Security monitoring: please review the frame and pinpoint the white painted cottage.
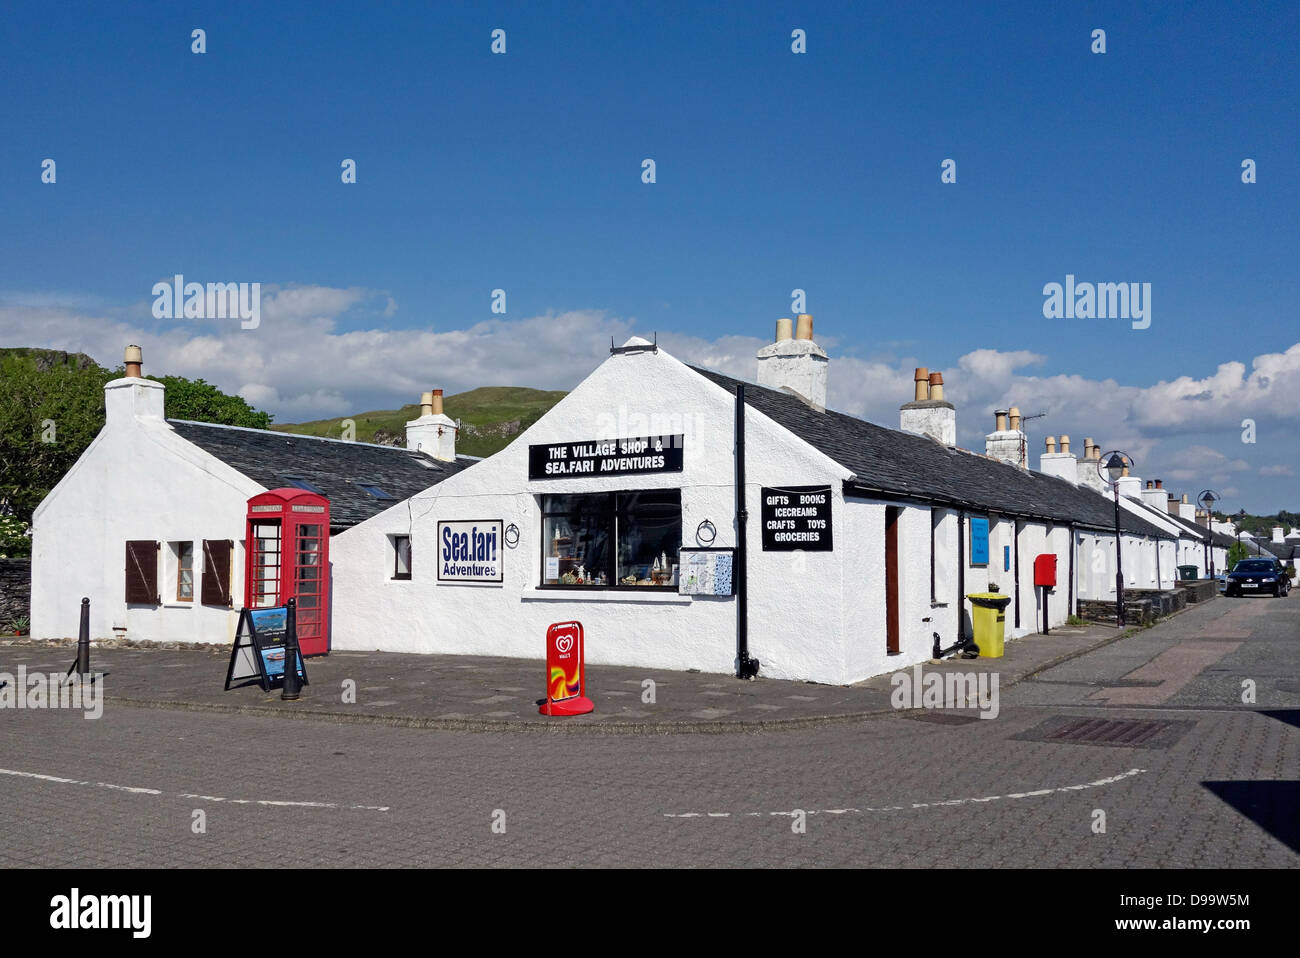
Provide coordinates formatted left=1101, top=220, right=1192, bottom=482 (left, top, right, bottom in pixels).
left=30, top=347, right=475, bottom=645
left=329, top=319, right=1178, bottom=684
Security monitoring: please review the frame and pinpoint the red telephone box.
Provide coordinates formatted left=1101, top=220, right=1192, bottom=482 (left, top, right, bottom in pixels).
left=245, top=489, right=330, bottom=656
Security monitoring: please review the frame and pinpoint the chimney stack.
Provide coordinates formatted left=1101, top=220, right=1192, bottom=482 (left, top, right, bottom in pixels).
left=405, top=387, right=458, bottom=461
left=986, top=404, right=1027, bottom=468
left=1039, top=433, right=1079, bottom=483
left=899, top=364, right=955, bottom=445
left=1272, top=526, right=1285, bottom=543
left=105, top=343, right=164, bottom=424
left=756, top=315, right=828, bottom=409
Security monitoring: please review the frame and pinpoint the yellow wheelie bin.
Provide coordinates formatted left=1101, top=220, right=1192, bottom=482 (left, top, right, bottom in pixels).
left=966, top=592, right=1013, bottom=658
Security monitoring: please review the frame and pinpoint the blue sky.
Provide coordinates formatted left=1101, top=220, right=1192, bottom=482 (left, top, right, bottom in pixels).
left=2, top=1, right=1298, bottom=511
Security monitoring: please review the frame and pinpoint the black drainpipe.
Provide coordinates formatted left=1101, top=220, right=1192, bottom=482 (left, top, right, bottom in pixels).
left=1068, top=524, right=1076, bottom=616
left=957, top=512, right=967, bottom=640
left=1013, top=520, right=1021, bottom=629
left=735, top=384, right=758, bottom=679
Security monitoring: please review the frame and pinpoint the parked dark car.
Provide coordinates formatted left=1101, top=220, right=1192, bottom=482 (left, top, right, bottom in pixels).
left=1224, top=558, right=1291, bottom=597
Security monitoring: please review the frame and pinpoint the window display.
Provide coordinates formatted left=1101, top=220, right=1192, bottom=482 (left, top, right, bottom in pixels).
left=541, top=490, right=681, bottom=588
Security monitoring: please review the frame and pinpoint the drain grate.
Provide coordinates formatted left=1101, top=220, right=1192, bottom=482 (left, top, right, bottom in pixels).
left=905, top=711, right=981, bottom=726
left=1012, top=715, right=1193, bottom=749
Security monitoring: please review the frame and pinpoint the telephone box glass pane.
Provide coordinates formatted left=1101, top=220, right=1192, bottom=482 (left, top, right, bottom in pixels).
left=252, top=521, right=281, bottom=608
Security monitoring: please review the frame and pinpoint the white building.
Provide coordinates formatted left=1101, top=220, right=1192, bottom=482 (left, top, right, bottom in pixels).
left=30, top=347, right=474, bottom=645
left=32, top=326, right=1207, bottom=686
left=330, top=319, right=1177, bottom=684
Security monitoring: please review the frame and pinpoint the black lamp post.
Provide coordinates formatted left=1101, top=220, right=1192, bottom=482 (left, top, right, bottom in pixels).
left=1198, top=489, right=1220, bottom=578
left=1099, top=451, right=1131, bottom=626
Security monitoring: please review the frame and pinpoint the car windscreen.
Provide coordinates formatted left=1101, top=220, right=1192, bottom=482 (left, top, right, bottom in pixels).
left=1234, top=561, right=1274, bottom=573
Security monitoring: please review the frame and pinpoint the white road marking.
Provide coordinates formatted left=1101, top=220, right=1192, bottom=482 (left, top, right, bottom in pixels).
left=0, top=767, right=388, bottom=812
left=664, top=768, right=1146, bottom=818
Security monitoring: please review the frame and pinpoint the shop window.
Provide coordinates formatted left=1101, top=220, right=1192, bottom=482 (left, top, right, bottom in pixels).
left=541, top=491, right=681, bottom=588
left=390, top=534, right=412, bottom=580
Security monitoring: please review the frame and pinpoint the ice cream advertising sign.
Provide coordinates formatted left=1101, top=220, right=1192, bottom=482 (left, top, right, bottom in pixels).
left=539, top=620, right=594, bottom=716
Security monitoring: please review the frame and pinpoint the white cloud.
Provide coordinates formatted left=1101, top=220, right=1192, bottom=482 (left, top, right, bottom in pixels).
left=2, top=288, right=1297, bottom=506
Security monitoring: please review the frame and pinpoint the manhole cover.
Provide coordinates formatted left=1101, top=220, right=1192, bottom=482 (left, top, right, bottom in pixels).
left=905, top=711, right=981, bottom=726
left=1012, top=715, right=1193, bottom=749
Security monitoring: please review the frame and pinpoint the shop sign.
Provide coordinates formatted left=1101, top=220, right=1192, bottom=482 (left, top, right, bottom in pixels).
left=970, top=517, right=990, bottom=565
left=539, top=620, right=594, bottom=716
left=528, top=435, right=684, bottom=479
left=437, top=519, right=503, bottom=583
left=760, top=485, right=833, bottom=551
left=224, top=606, right=308, bottom=692
left=678, top=549, right=735, bottom=595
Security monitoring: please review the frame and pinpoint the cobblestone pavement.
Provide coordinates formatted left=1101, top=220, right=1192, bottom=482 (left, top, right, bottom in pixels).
left=0, top=617, right=1122, bottom=731
left=0, top=595, right=1296, bottom=867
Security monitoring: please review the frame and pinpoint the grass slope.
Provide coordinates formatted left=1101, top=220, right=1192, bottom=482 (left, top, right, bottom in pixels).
left=272, top=386, right=567, bottom=458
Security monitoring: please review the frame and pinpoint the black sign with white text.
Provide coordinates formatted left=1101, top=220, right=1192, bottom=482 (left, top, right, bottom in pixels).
left=761, top=485, right=833, bottom=551
left=528, top=435, right=684, bottom=479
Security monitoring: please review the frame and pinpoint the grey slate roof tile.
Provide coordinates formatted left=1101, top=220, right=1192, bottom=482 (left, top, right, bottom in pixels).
left=167, top=419, right=475, bottom=530
left=690, top=367, right=1175, bottom=539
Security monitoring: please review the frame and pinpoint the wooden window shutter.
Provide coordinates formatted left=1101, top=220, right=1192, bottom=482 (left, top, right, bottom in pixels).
left=125, top=540, right=160, bottom=604
left=201, top=539, right=233, bottom=607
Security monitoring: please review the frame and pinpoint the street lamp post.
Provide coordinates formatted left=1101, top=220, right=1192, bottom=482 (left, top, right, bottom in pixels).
left=1099, top=451, right=1132, bottom=627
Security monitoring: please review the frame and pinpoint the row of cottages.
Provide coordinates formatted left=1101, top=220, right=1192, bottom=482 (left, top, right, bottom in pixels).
left=30, top=348, right=475, bottom=646
left=33, top=320, right=1219, bottom=686
left=329, top=318, right=1182, bottom=685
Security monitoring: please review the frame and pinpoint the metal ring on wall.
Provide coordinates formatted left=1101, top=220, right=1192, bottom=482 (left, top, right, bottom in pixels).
left=696, top=519, right=717, bottom=545
left=504, top=523, right=520, bottom=547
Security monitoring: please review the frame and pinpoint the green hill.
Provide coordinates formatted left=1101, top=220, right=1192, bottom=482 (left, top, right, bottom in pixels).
left=272, top=386, right=567, bottom=458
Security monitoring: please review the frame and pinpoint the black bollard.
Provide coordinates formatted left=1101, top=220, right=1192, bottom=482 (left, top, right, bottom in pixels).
left=281, top=598, right=302, bottom=701
left=67, top=597, right=91, bottom=680
left=77, top=597, right=91, bottom=675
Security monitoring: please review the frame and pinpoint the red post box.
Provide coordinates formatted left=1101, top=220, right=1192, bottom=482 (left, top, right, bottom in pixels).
left=1033, top=553, right=1057, bottom=588
left=244, top=488, right=330, bottom=656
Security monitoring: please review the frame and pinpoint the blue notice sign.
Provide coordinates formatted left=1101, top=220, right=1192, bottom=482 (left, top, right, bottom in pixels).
left=970, top=517, right=990, bottom=565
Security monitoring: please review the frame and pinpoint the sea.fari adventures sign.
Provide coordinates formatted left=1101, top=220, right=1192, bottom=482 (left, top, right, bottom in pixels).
left=761, top=485, right=833, bottom=551
left=528, top=435, right=684, bottom=479
left=438, top=519, right=504, bottom=583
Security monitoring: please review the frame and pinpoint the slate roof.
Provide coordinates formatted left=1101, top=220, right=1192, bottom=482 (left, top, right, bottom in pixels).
left=691, top=367, right=1176, bottom=539
left=168, top=420, right=476, bottom=531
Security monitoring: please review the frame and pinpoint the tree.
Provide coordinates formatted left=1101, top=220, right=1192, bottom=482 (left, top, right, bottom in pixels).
left=1226, top=541, right=1250, bottom=570
left=0, top=350, right=273, bottom=554
left=147, top=375, right=272, bottom=429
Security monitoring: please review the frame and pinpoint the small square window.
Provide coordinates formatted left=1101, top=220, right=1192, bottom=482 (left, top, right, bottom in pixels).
left=359, top=484, right=393, bottom=500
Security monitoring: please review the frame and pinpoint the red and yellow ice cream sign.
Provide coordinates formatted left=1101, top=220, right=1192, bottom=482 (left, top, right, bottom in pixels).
left=539, top=621, right=594, bottom=716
